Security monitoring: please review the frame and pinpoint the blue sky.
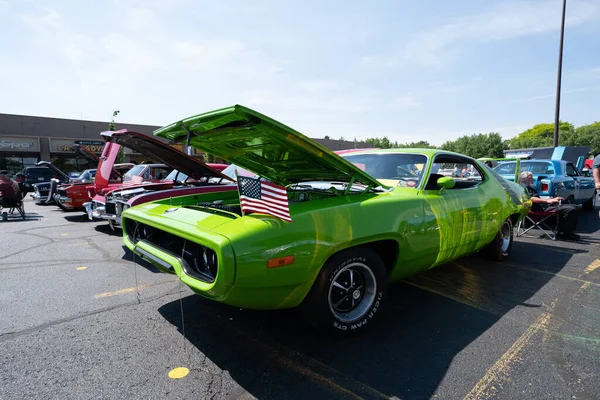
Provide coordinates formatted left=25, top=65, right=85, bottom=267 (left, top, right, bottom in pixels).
left=1, top=0, right=599, bottom=145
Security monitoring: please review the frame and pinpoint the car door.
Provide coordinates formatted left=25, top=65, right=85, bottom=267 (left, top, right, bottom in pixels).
left=422, top=155, right=495, bottom=266
left=565, top=162, right=594, bottom=202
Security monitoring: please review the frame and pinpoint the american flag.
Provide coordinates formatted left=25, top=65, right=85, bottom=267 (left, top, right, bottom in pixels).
left=122, top=175, right=143, bottom=187
left=237, top=176, right=291, bottom=222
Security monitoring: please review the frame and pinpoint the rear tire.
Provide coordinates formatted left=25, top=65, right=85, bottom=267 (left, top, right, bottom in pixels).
left=484, top=218, right=513, bottom=261
left=302, top=248, right=387, bottom=336
left=56, top=201, right=76, bottom=212
left=582, top=193, right=595, bottom=211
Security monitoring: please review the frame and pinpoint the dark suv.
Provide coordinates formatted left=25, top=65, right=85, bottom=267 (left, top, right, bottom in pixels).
left=21, top=167, right=63, bottom=184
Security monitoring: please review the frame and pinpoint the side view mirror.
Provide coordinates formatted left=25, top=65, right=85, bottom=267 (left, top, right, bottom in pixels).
left=437, top=176, right=455, bottom=190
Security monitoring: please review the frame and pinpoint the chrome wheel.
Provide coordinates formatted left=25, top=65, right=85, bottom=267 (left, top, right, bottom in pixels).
left=500, top=220, right=512, bottom=253
left=328, top=262, right=377, bottom=323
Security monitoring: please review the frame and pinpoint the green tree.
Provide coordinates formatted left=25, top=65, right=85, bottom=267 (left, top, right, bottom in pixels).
left=507, top=121, right=574, bottom=149
left=399, top=140, right=437, bottom=149
left=564, top=122, right=600, bottom=156
left=441, top=132, right=505, bottom=158
left=204, top=153, right=216, bottom=163
left=365, top=137, right=381, bottom=148
left=364, top=137, right=437, bottom=149
left=108, top=110, right=126, bottom=163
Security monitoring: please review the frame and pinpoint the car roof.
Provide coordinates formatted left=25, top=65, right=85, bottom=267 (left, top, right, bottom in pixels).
left=337, top=148, right=474, bottom=159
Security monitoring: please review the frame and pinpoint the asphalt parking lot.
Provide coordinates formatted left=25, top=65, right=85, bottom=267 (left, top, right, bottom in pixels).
left=1, top=198, right=599, bottom=400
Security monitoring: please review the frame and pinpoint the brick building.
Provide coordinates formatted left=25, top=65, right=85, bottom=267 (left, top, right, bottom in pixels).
left=0, top=113, right=371, bottom=173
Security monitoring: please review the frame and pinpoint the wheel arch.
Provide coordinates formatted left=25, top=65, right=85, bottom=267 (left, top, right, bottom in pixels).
left=321, top=239, right=400, bottom=277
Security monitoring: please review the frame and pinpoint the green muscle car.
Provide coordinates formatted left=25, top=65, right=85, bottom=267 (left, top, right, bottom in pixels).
left=122, top=105, right=531, bottom=335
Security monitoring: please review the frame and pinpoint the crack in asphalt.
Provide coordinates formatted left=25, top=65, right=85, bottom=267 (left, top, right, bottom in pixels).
left=0, top=287, right=186, bottom=343
left=0, top=259, right=134, bottom=271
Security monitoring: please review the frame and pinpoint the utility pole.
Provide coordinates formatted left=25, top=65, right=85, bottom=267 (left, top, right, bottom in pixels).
left=553, top=0, right=567, bottom=147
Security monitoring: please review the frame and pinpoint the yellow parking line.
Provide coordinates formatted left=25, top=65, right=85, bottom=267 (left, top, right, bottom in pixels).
left=525, top=242, right=580, bottom=255
left=465, top=258, right=600, bottom=398
left=583, top=259, right=600, bottom=275
left=403, top=280, right=501, bottom=316
left=502, top=263, right=600, bottom=287
left=463, top=306, right=554, bottom=400
left=95, top=284, right=151, bottom=298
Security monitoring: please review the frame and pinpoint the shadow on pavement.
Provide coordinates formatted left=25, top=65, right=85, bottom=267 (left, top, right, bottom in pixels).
left=0, top=211, right=44, bottom=222
left=157, top=238, right=585, bottom=399
left=95, top=223, right=122, bottom=236
left=153, top=205, right=600, bottom=399
left=63, top=213, right=97, bottom=223
left=121, top=246, right=161, bottom=274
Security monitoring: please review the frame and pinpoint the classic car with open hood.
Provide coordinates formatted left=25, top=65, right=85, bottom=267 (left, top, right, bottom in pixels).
left=88, top=129, right=236, bottom=229
left=30, top=161, right=71, bottom=204
left=52, top=144, right=134, bottom=211
left=33, top=145, right=133, bottom=208
left=122, top=105, right=531, bottom=335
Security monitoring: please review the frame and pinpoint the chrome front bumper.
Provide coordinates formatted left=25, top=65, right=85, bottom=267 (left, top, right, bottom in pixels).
left=84, top=201, right=105, bottom=220
left=100, top=213, right=122, bottom=228
left=54, top=195, right=73, bottom=203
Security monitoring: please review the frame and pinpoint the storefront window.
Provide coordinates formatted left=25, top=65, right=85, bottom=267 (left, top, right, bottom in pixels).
left=0, top=153, right=39, bottom=175
left=49, top=154, right=96, bottom=174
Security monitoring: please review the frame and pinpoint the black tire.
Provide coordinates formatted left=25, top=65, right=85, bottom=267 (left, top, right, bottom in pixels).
left=564, top=196, right=574, bottom=204
left=582, top=193, right=595, bottom=211
left=301, top=247, right=387, bottom=336
left=195, top=202, right=241, bottom=215
left=56, top=201, right=77, bottom=212
left=484, top=218, right=513, bottom=261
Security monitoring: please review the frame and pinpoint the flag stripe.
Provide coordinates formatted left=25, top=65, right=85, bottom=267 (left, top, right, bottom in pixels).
left=248, top=192, right=289, bottom=207
left=261, top=186, right=288, bottom=201
left=240, top=204, right=291, bottom=221
left=240, top=196, right=291, bottom=214
left=242, top=205, right=291, bottom=221
left=236, top=175, right=292, bottom=222
left=261, top=183, right=287, bottom=196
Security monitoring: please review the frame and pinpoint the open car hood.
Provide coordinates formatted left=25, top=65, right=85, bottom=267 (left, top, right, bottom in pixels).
left=100, top=130, right=232, bottom=182
left=153, top=105, right=382, bottom=187
left=94, top=142, right=122, bottom=190
left=35, top=161, right=71, bottom=182
left=70, top=144, right=100, bottom=164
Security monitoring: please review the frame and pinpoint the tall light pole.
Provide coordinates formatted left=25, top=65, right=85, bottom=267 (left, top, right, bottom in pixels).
left=553, top=0, right=567, bottom=147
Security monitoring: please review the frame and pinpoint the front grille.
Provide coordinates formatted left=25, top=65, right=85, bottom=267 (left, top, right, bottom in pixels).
left=105, top=202, right=116, bottom=215
left=125, top=218, right=217, bottom=282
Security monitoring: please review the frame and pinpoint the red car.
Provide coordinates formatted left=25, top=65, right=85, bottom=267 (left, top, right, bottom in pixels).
left=53, top=143, right=134, bottom=211
left=86, top=129, right=236, bottom=228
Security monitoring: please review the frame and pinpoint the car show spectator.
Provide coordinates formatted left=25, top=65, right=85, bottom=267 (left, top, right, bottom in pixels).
left=519, top=171, right=580, bottom=241
left=593, top=152, right=600, bottom=191
left=0, top=170, right=22, bottom=220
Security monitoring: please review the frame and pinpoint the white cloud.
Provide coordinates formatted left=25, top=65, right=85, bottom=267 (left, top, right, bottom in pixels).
left=405, top=0, right=600, bottom=67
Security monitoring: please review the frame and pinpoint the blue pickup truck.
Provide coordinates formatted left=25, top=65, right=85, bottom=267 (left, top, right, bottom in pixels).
left=494, top=159, right=595, bottom=210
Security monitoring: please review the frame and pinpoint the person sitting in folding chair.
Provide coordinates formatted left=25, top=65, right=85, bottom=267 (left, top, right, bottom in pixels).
left=519, top=171, right=579, bottom=241
left=0, top=170, right=25, bottom=220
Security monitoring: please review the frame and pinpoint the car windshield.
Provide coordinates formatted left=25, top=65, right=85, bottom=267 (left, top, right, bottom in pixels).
left=26, top=168, right=55, bottom=181
left=340, top=153, right=427, bottom=188
left=123, top=165, right=146, bottom=181
left=78, top=170, right=96, bottom=181
left=495, top=161, right=554, bottom=175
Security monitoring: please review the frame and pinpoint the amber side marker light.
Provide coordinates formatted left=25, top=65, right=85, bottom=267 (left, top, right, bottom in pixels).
left=267, top=255, right=295, bottom=268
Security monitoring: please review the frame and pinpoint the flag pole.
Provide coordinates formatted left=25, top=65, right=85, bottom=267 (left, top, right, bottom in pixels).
left=234, top=169, right=245, bottom=217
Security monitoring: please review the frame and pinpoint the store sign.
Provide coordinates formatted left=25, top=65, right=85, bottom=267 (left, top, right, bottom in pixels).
left=51, top=139, right=106, bottom=153
left=0, top=136, right=40, bottom=152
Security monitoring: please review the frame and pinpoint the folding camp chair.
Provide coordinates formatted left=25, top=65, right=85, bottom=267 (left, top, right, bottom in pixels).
left=1, top=182, right=29, bottom=220
left=516, top=208, right=559, bottom=240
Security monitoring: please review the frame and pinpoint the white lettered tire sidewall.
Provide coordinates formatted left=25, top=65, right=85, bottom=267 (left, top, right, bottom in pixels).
left=303, top=247, right=388, bottom=335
